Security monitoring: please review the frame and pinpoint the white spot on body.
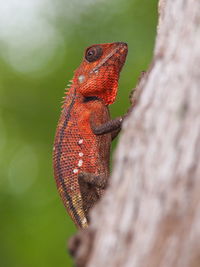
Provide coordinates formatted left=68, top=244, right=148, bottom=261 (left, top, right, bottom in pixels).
left=79, top=152, right=83, bottom=157
left=78, top=139, right=83, bottom=144
left=73, top=169, right=78, bottom=174
left=78, top=159, right=83, bottom=167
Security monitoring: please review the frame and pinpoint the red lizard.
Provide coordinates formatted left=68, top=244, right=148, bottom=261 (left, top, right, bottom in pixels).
left=53, top=42, right=128, bottom=229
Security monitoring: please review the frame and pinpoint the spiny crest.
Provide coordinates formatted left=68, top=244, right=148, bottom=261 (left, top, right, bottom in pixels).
left=61, top=79, right=73, bottom=109
left=65, top=79, right=73, bottom=94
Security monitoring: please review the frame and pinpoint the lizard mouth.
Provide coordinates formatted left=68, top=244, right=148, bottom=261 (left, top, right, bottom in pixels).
left=90, top=42, right=128, bottom=74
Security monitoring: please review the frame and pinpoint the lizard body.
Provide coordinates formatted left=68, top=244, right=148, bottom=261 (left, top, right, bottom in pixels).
left=53, top=42, right=128, bottom=229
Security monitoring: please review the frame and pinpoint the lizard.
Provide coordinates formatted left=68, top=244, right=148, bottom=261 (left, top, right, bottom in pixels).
left=53, top=42, right=128, bottom=229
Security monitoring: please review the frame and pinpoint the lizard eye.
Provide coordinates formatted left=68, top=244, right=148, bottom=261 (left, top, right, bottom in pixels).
left=85, top=46, right=103, bottom=62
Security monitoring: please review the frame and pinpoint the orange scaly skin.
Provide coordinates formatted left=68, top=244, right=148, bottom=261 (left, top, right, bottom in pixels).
left=53, top=42, right=128, bottom=229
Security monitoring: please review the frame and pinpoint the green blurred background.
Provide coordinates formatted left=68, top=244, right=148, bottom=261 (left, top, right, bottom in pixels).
left=0, top=0, right=158, bottom=266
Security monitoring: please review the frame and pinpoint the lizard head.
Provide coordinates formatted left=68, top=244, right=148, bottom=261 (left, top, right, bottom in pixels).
left=73, top=42, right=128, bottom=105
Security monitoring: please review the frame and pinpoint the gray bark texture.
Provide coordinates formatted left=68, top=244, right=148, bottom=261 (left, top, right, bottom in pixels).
left=72, top=0, right=200, bottom=266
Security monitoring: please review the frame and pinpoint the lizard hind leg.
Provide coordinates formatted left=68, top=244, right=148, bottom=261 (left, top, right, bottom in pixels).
left=78, top=172, right=108, bottom=223
left=78, top=172, right=108, bottom=189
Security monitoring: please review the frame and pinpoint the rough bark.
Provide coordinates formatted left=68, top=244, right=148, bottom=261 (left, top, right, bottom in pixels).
left=72, top=0, right=200, bottom=266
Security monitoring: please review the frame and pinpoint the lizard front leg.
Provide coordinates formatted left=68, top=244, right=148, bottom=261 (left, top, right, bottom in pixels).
left=91, top=116, right=123, bottom=136
left=91, top=116, right=124, bottom=140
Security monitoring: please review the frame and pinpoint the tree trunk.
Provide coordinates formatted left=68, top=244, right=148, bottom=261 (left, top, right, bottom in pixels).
left=72, top=0, right=200, bottom=266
